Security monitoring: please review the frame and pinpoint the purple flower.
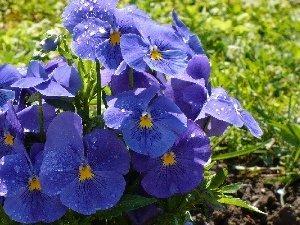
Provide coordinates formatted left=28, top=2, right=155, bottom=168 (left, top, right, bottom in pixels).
left=17, top=103, right=56, bottom=133
left=165, top=55, right=211, bottom=120
left=104, top=86, right=187, bottom=157
left=0, top=150, right=67, bottom=223
left=11, top=60, right=82, bottom=97
left=132, top=120, right=211, bottom=198
left=0, top=102, right=24, bottom=158
left=120, top=18, right=188, bottom=76
left=172, top=10, right=206, bottom=57
left=0, top=64, right=21, bottom=113
left=39, top=111, right=131, bottom=215
left=196, top=87, right=263, bottom=138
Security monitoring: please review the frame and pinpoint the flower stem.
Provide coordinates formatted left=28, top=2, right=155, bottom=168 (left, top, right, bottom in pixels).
left=129, top=67, right=134, bottom=90
left=38, top=93, right=45, bottom=142
left=96, top=60, right=102, bottom=116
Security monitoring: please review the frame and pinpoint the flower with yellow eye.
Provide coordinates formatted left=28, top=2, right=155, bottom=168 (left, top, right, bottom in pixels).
left=104, top=86, right=187, bottom=158
left=132, top=120, right=211, bottom=198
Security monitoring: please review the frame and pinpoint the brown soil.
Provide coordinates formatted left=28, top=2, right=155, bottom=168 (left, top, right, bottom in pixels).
left=192, top=162, right=300, bottom=225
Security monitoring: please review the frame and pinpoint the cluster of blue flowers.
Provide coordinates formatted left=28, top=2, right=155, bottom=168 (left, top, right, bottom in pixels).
left=0, top=0, right=263, bottom=224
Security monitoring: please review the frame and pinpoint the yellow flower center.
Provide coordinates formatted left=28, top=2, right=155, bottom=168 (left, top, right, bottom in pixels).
left=79, top=165, right=95, bottom=181
left=139, top=113, right=153, bottom=129
left=161, top=152, right=177, bottom=166
left=28, top=177, right=42, bottom=191
left=110, top=31, right=121, bottom=45
left=4, top=133, right=14, bottom=146
left=150, top=49, right=163, bottom=60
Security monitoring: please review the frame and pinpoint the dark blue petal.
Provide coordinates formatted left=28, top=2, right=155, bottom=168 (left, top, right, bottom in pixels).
left=120, top=34, right=149, bottom=72
left=185, top=55, right=210, bottom=81
left=141, top=162, right=204, bottom=198
left=84, top=129, right=130, bottom=174
left=60, top=171, right=126, bottom=214
left=188, top=34, right=206, bottom=55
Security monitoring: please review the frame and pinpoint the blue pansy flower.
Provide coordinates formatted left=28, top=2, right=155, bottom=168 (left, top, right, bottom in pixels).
left=71, top=6, right=146, bottom=67
left=172, top=10, right=206, bottom=57
left=120, top=18, right=188, bottom=76
left=0, top=149, right=68, bottom=224
left=196, top=87, right=263, bottom=138
left=11, top=60, right=82, bottom=97
left=62, top=0, right=119, bottom=33
left=39, top=111, right=130, bottom=215
left=0, top=101, right=24, bottom=158
left=104, top=86, right=187, bottom=157
left=165, top=55, right=211, bottom=120
left=132, top=120, right=211, bottom=198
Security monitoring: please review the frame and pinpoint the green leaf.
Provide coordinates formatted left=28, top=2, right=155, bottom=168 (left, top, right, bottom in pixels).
left=45, top=99, right=75, bottom=112
left=269, top=121, right=300, bottom=147
left=221, top=182, right=242, bottom=194
left=212, top=141, right=268, bottom=160
left=207, top=168, right=228, bottom=189
left=95, top=194, right=157, bottom=220
left=218, top=196, right=267, bottom=215
left=27, top=92, right=40, bottom=103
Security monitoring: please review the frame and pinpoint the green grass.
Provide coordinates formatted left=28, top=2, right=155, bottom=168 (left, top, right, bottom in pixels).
left=1, top=0, right=299, bottom=170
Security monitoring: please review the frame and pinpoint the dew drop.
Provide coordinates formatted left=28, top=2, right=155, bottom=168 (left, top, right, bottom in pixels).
left=14, top=165, right=20, bottom=173
left=215, top=109, right=220, bottom=115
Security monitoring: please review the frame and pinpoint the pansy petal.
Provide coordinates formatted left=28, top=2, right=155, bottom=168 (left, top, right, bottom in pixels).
left=0, top=64, right=21, bottom=88
left=0, top=154, right=30, bottom=194
left=72, top=18, right=110, bottom=60
left=4, top=189, right=67, bottom=223
left=11, top=77, right=46, bottom=89
left=84, top=129, right=130, bottom=174
left=95, top=39, right=123, bottom=70
left=17, top=103, right=56, bottom=133
left=27, top=60, right=48, bottom=79
left=52, top=65, right=82, bottom=95
left=122, top=118, right=177, bottom=157
left=144, top=49, right=187, bottom=76
left=141, top=162, right=204, bottom=198
left=120, top=34, right=149, bottom=72
left=0, top=90, right=15, bottom=112
left=44, top=111, right=84, bottom=156
left=62, top=0, right=118, bottom=33
left=60, top=171, right=126, bottom=215
left=35, top=80, right=74, bottom=97
left=185, top=55, right=210, bottom=81
left=240, top=110, right=263, bottom=138
left=39, top=145, right=80, bottom=196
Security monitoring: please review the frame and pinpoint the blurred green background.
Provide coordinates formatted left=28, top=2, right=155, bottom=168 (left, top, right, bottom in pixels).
left=0, top=0, right=299, bottom=171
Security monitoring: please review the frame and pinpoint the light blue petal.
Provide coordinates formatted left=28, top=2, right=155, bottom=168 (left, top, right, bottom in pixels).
left=144, top=50, right=187, bottom=76
left=120, top=34, right=148, bottom=72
